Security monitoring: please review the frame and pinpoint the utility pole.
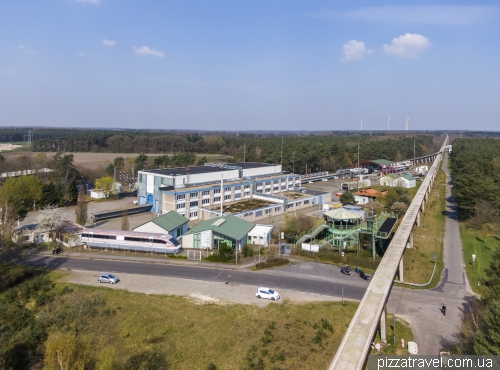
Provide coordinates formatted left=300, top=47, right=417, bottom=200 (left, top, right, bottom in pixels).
left=243, top=143, right=246, bottom=163
left=413, top=140, right=416, bottom=167
left=280, top=137, right=283, bottom=167
left=292, top=151, right=295, bottom=173
left=220, top=175, right=223, bottom=216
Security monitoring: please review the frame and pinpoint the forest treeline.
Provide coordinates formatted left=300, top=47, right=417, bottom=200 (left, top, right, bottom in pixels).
left=0, top=128, right=446, bottom=174
left=450, top=138, right=500, bottom=226
left=450, top=138, right=500, bottom=354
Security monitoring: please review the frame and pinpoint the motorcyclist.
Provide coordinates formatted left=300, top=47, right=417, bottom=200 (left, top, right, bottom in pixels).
left=441, top=303, right=446, bottom=316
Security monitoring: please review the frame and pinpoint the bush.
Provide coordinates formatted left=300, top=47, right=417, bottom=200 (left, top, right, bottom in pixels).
left=242, top=245, right=254, bottom=257
left=205, top=242, right=234, bottom=263
left=255, top=258, right=289, bottom=270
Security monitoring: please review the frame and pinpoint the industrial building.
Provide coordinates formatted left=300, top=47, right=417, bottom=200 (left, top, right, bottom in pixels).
left=137, top=162, right=302, bottom=220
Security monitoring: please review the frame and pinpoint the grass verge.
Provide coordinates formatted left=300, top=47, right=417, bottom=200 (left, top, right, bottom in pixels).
left=400, top=167, right=446, bottom=286
left=460, top=223, right=500, bottom=296
left=49, top=272, right=357, bottom=369
left=254, top=258, right=290, bottom=270
left=371, top=315, right=414, bottom=355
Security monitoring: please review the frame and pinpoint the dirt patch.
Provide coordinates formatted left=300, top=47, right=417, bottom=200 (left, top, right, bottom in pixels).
left=0, top=143, right=22, bottom=152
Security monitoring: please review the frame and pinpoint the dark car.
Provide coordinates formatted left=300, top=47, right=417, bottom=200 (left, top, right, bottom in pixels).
left=98, top=273, right=120, bottom=284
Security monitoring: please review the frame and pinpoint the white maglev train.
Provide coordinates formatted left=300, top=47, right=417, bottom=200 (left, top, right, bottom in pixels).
left=81, top=229, right=181, bottom=254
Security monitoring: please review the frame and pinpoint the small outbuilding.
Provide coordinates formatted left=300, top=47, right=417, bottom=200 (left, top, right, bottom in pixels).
left=247, top=224, right=274, bottom=246
left=380, top=174, right=416, bottom=188
left=133, top=211, right=189, bottom=238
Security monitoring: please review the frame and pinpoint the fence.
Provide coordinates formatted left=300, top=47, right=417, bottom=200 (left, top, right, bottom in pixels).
left=187, top=250, right=214, bottom=260
left=83, top=242, right=180, bottom=257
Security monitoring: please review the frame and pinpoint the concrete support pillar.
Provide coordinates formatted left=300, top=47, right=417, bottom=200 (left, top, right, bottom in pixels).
left=416, top=211, right=421, bottom=227
left=380, top=303, right=387, bottom=343
left=399, top=257, right=404, bottom=282
left=421, top=201, right=425, bottom=213
left=410, top=230, right=414, bottom=248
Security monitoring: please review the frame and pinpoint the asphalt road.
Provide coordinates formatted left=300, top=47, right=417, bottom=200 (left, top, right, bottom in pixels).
left=19, top=254, right=369, bottom=300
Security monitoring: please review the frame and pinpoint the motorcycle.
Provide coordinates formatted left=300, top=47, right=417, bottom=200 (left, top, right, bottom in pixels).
left=355, top=267, right=370, bottom=281
left=341, top=264, right=351, bottom=275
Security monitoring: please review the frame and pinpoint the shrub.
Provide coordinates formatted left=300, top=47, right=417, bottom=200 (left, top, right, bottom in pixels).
left=242, top=245, right=254, bottom=257
left=205, top=242, right=234, bottom=263
left=255, top=258, right=289, bottom=270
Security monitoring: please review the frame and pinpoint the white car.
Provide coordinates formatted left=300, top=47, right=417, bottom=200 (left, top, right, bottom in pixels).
left=256, top=287, right=280, bottom=301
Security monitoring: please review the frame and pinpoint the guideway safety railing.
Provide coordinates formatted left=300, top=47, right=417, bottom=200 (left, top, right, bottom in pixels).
left=328, top=137, right=448, bottom=370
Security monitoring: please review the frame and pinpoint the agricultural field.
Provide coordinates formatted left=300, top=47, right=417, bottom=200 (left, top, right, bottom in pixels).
left=2, top=152, right=228, bottom=170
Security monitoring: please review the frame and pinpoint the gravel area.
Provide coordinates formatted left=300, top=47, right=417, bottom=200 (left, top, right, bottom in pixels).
left=61, top=269, right=343, bottom=307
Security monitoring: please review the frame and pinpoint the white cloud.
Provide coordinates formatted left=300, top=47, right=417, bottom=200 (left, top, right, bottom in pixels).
left=341, top=40, right=373, bottom=61
left=307, top=6, right=498, bottom=26
left=17, top=44, right=35, bottom=54
left=102, top=39, right=116, bottom=46
left=78, top=52, right=86, bottom=57
left=383, top=33, right=432, bottom=58
left=133, top=46, right=164, bottom=58
left=77, top=0, right=100, bottom=4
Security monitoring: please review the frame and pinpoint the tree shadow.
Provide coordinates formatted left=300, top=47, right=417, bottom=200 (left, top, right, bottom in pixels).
left=123, top=349, right=169, bottom=370
left=476, top=237, right=485, bottom=243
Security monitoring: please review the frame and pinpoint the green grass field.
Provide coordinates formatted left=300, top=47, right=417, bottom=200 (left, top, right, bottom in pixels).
left=32, top=271, right=360, bottom=370
left=400, top=167, right=446, bottom=286
left=460, top=223, right=500, bottom=296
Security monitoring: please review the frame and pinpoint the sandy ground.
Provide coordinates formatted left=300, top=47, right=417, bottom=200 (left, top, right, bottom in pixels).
left=61, top=269, right=342, bottom=307
left=0, top=143, right=22, bottom=152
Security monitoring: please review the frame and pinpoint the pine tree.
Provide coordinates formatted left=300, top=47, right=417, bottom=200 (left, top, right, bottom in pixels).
left=67, top=179, right=78, bottom=204
left=474, top=299, right=500, bottom=354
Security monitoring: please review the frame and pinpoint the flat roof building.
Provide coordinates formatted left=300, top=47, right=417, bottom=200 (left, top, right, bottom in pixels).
left=137, top=162, right=303, bottom=220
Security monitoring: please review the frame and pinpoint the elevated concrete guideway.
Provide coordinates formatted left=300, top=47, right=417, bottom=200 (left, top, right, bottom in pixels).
left=329, top=137, right=449, bottom=370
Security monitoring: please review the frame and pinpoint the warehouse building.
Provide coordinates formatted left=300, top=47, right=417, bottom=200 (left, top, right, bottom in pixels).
left=137, top=162, right=301, bottom=220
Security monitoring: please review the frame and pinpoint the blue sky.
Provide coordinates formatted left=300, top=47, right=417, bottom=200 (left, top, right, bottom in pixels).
left=1, top=1, right=499, bottom=131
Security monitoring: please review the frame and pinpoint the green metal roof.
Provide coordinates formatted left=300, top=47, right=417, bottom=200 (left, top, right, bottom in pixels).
left=401, top=174, right=415, bottom=181
left=371, top=159, right=394, bottom=165
left=185, top=215, right=255, bottom=240
left=136, top=211, right=188, bottom=231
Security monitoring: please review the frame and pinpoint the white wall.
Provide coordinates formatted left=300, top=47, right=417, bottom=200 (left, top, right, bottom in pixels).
left=178, top=169, right=239, bottom=185
left=242, top=165, right=281, bottom=177
left=133, top=223, right=170, bottom=234
left=354, top=196, right=370, bottom=205
left=181, top=234, right=194, bottom=249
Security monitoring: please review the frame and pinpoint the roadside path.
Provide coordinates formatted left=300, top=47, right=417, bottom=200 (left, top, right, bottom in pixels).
left=387, top=152, right=472, bottom=354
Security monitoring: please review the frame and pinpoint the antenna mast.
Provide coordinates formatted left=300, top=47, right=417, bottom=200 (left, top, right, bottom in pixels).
left=388, top=116, right=390, bottom=131
left=361, top=116, right=363, bottom=131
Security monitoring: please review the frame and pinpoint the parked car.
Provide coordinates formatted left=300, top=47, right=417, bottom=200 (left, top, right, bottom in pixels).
left=256, top=287, right=280, bottom=301
left=98, top=273, right=120, bottom=284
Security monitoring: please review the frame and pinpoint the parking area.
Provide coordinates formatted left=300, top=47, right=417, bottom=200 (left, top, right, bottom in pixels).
left=61, top=269, right=342, bottom=307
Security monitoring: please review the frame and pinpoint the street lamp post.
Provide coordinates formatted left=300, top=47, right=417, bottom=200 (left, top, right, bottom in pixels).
left=393, top=316, right=397, bottom=344
left=234, top=234, right=238, bottom=265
